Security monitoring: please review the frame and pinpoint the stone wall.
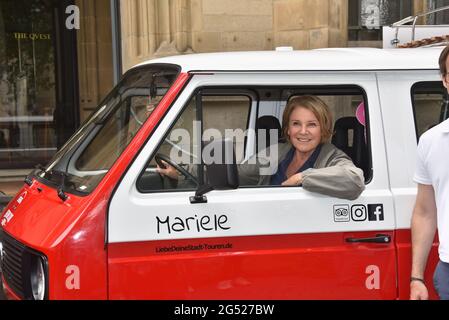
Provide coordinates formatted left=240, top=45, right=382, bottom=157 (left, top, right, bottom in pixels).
left=120, top=0, right=349, bottom=72
left=71, top=0, right=437, bottom=118
left=76, top=0, right=114, bottom=121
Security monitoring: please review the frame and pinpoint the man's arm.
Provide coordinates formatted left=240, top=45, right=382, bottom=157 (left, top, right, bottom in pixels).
left=410, top=183, right=437, bottom=300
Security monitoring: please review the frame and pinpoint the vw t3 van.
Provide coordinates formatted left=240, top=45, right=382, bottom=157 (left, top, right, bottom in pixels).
left=0, top=47, right=446, bottom=300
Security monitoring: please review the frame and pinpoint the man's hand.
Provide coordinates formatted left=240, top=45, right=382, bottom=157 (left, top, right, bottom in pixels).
left=410, top=184, right=437, bottom=300
left=410, top=280, right=429, bottom=300
left=156, top=160, right=179, bottom=180
left=282, top=173, right=303, bottom=186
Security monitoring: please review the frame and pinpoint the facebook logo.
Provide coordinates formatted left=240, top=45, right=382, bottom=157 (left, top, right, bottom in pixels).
left=368, top=204, right=384, bottom=221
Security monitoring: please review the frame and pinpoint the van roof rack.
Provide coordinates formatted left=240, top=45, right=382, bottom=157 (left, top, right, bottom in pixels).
left=383, top=5, right=449, bottom=48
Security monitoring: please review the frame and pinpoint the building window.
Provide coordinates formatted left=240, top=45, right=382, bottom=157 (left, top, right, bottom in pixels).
left=426, top=0, right=449, bottom=24
left=349, top=0, right=449, bottom=44
left=348, top=0, right=413, bottom=43
left=137, top=85, right=372, bottom=194
left=0, top=0, right=57, bottom=195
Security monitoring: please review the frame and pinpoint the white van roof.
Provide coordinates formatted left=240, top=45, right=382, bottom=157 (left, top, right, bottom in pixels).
left=137, top=47, right=445, bottom=72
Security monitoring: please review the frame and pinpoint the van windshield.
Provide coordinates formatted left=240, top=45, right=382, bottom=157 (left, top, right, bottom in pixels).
left=35, top=64, right=180, bottom=195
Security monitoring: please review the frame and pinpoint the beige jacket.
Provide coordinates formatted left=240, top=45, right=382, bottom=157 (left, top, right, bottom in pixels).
left=238, top=142, right=365, bottom=200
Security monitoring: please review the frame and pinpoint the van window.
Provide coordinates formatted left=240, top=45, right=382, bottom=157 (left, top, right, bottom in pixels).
left=253, top=88, right=371, bottom=185
left=412, top=81, right=448, bottom=139
left=35, top=64, right=180, bottom=195
left=137, top=90, right=251, bottom=192
left=203, top=95, right=251, bottom=162
left=137, top=86, right=371, bottom=193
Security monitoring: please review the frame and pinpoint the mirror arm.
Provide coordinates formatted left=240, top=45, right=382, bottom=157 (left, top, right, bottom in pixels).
left=190, top=184, right=214, bottom=204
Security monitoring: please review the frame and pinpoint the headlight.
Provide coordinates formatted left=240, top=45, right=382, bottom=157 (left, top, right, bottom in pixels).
left=30, top=256, right=46, bottom=300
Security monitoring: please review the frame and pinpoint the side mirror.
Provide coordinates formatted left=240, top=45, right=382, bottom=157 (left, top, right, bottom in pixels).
left=190, top=139, right=239, bottom=203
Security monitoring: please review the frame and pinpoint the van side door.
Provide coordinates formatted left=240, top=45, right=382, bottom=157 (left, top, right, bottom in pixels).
left=108, top=72, right=397, bottom=299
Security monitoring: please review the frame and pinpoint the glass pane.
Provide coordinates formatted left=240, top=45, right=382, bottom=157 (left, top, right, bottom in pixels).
left=0, top=0, right=56, bottom=191
left=137, top=96, right=199, bottom=192
left=203, top=95, right=250, bottom=163
left=36, top=65, right=180, bottom=195
left=428, top=0, right=449, bottom=24
left=137, top=92, right=252, bottom=193
left=157, top=96, right=199, bottom=167
left=76, top=95, right=161, bottom=172
left=412, top=82, right=446, bottom=139
left=348, top=0, right=412, bottom=42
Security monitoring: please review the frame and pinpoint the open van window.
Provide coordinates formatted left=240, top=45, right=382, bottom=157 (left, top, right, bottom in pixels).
left=35, top=64, right=180, bottom=195
left=137, top=85, right=371, bottom=193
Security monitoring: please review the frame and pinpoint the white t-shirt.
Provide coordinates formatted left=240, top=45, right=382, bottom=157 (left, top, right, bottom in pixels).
left=414, top=118, right=449, bottom=263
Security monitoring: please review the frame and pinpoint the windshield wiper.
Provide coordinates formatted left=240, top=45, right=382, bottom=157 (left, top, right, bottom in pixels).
left=47, top=169, right=69, bottom=202
left=24, top=165, right=69, bottom=201
left=56, top=171, right=69, bottom=201
left=24, top=164, right=46, bottom=186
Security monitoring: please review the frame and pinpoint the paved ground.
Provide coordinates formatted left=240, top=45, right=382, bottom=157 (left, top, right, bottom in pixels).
left=0, top=257, right=4, bottom=299
left=0, top=228, right=6, bottom=300
left=0, top=277, right=5, bottom=300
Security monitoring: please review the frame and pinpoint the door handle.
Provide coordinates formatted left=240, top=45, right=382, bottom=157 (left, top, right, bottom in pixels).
left=345, top=234, right=391, bottom=244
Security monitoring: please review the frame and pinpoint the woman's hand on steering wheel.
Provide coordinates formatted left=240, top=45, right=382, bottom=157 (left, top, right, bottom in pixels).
left=154, top=153, right=198, bottom=185
left=156, top=160, right=179, bottom=180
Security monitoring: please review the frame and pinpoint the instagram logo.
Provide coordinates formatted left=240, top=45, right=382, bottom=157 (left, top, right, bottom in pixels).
left=351, top=205, right=367, bottom=222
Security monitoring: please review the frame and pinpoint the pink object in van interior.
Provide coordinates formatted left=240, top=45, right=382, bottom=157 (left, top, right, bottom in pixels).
left=356, top=102, right=365, bottom=126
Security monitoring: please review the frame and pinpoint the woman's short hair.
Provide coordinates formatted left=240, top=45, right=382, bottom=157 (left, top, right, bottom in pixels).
left=439, top=44, right=449, bottom=76
left=282, top=95, right=334, bottom=143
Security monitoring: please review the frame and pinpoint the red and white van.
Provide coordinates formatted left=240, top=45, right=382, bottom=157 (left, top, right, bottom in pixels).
left=0, top=47, right=445, bottom=300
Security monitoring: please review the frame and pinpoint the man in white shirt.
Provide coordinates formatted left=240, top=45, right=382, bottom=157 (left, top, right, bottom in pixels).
left=410, top=45, right=449, bottom=300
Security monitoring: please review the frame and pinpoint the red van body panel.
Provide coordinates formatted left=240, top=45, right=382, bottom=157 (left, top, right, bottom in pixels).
left=1, top=72, right=191, bottom=299
left=395, top=229, right=439, bottom=300
left=108, top=231, right=398, bottom=300
left=1, top=181, right=108, bottom=299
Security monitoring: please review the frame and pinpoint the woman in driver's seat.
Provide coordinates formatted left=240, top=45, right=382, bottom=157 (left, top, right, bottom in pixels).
left=157, top=96, right=365, bottom=200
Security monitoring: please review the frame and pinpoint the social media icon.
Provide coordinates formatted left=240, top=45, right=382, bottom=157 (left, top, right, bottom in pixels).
left=368, top=204, right=384, bottom=221
left=351, top=205, right=367, bottom=221
left=334, top=205, right=350, bottom=222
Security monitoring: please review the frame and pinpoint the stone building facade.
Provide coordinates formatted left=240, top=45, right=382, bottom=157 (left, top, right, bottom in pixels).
left=119, top=0, right=349, bottom=72
left=75, top=0, right=353, bottom=120
left=77, top=0, right=441, bottom=117
left=76, top=0, right=114, bottom=121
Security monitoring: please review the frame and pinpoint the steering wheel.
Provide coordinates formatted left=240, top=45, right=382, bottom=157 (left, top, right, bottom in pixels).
left=154, top=153, right=198, bottom=184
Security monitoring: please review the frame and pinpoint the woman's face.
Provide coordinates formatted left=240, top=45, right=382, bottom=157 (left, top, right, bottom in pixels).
left=287, top=106, right=322, bottom=156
